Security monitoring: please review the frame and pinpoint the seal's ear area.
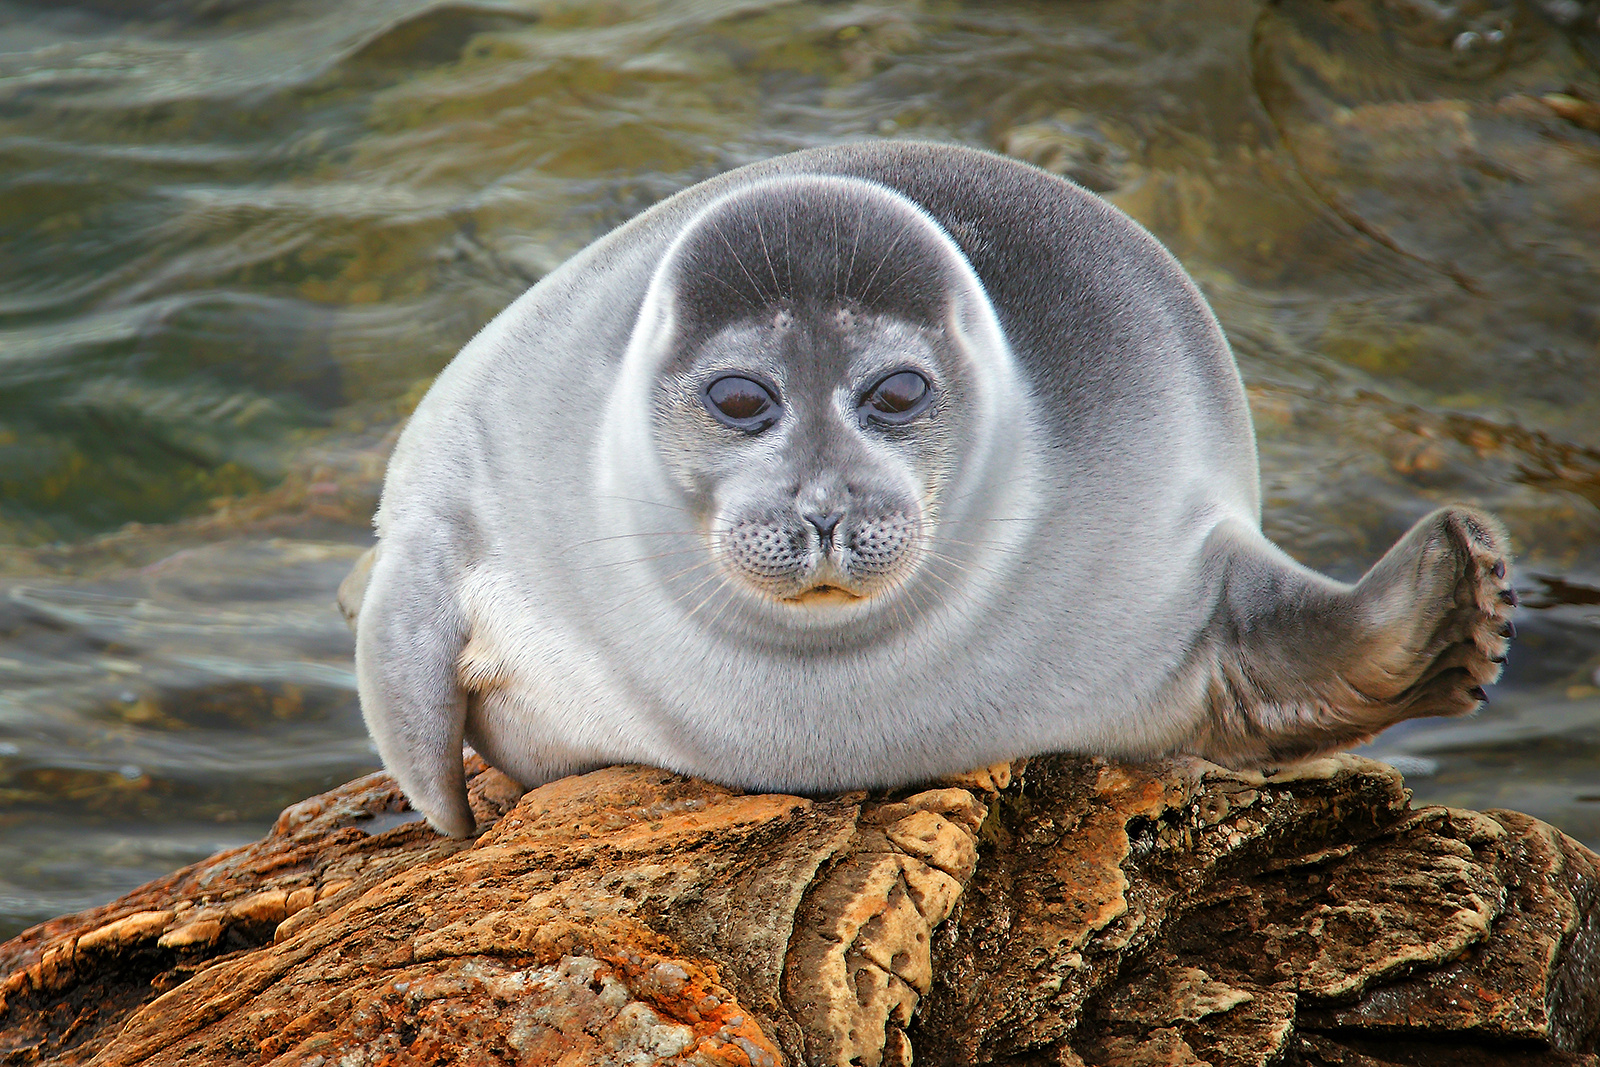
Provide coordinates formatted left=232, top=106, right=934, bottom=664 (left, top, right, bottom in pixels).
left=944, top=274, right=1005, bottom=350
left=354, top=534, right=476, bottom=838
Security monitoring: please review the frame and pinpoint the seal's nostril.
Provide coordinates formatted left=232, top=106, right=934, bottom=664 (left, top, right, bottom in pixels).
left=804, top=510, right=845, bottom=544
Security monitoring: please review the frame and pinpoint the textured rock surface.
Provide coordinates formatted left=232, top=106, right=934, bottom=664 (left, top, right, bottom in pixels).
left=3, top=753, right=1598, bottom=1066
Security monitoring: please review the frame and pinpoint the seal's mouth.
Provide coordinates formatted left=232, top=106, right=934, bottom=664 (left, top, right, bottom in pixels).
left=783, top=584, right=864, bottom=607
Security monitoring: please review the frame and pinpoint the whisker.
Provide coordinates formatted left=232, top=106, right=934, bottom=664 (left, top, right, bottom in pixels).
left=908, top=526, right=1006, bottom=556
left=557, top=530, right=701, bottom=553
left=696, top=576, right=742, bottom=630
left=782, top=204, right=794, bottom=299
left=694, top=268, right=757, bottom=309
left=915, top=559, right=960, bottom=585
left=570, top=546, right=707, bottom=572
left=917, top=563, right=964, bottom=595
left=708, top=217, right=767, bottom=303
left=871, top=258, right=928, bottom=301
left=887, top=567, right=919, bottom=633
left=917, top=545, right=1010, bottom=587
left=845, top=203, right=866, bottom=297
left=904, top=557, right=972, bottom=644
left=894, top=569, right=940, bottom=642
left=682, top=571, right=736, bottom=623
left=857, top=228, right=909, bottom=304
left=591, top=558, right=720, bottom=620
left=921, top=551, right=983, bottom=578
left=829, top=199, right=842, bottom=302
left=582, top=495, right=694, bottom=518
left=649, top=566, right=733, bottom=623
left=754, top=213, right=782, bottom=298
left=590, top=494, right=698, bottom=516
left=933, top=537, right=1028, bottom=556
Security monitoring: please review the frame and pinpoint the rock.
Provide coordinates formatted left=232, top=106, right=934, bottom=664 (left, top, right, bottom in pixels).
left=2, top=753, right=1598, bottom=1066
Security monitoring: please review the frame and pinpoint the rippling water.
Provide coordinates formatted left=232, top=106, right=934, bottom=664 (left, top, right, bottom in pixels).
left=1, top=0, right=1597, bottom=938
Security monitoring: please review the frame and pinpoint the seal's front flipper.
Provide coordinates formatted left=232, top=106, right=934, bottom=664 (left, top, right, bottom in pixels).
left=354, top=534, right=477, bottom=837
left=337, top=546, right=377, bottom=633
left=1181, top=507, right=1515, bottom=768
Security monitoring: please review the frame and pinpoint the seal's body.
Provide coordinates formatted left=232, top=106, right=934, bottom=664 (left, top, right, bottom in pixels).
left=351, top=143, right=1516, bottom=837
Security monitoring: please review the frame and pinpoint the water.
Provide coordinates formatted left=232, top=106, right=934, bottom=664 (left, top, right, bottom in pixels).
left=1, top=0, right=1597, bottom=939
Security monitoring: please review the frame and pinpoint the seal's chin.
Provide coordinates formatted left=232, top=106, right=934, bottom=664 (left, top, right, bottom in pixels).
left=782, top=584, right=866, bottom=607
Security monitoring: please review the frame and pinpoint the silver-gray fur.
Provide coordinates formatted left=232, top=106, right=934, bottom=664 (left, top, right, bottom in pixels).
left=348, top=142, right=1515, bottom=837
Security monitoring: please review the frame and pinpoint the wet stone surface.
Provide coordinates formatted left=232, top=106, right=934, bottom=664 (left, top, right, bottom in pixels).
left=3, top=754, right=1598, bottom=1065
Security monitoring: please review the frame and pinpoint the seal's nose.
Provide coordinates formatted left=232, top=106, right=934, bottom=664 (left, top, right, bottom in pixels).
left=804, top=509, right=844, bottom=546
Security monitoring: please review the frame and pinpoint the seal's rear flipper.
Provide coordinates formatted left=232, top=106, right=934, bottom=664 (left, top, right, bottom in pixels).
left=354, top=534, right=477, bottom=837
left=1179, top=507, right=1515, bottom=768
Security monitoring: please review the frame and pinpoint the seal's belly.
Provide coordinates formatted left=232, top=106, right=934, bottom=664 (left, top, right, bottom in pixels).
left=457, top=624, right=689, bottom=787
left=459, top=615, right=1185, bottom=793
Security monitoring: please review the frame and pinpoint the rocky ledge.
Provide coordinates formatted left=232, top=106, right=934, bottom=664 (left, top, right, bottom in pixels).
left=2, top=752, right=1598, bottom=1067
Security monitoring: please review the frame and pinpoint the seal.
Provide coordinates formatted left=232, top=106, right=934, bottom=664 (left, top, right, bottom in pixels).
left=347, top=142, right=1516, bottom=837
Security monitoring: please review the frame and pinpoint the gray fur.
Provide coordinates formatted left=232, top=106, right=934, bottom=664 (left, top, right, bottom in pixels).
left=351, top=142, right=1514, bottom=837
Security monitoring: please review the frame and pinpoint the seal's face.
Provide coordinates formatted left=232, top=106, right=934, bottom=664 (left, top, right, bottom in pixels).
left=599, top=174, right=1026, bottom=643
left=654, top=303, right=962, bottom=608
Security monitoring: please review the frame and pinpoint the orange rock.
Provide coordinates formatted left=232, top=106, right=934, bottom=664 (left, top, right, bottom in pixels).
left=75, top=910, right=174, bottom=954
left=2, top=754, right=1598, bottom=1067
left=156, top=918, right=224, bottom=951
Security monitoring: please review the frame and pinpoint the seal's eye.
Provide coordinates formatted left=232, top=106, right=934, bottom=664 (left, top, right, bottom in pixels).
left=860, top=370, right=932, bottom=426
left=704, top=375, right=780, bottom=433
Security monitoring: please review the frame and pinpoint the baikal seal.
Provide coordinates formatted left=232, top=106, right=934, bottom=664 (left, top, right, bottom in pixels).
left=342, top=142, right=1516, bottom=837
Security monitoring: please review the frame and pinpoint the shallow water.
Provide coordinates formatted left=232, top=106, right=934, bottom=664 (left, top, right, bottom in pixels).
left=1, top=0, right=1597, bottom=938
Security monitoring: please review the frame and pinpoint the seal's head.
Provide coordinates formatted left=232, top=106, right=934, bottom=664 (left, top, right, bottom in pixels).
left=600, top=175, right=1030, bottom=640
